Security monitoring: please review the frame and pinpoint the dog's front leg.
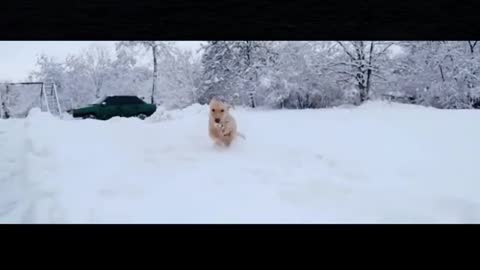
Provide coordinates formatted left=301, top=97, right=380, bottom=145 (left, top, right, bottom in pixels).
left=214, top=139, right=224, bottom=146
left=216, top=123, right=224, bottom=132
left=219, top=121, right=233, bottom=137
left=222, top=126, right=232, bottom=137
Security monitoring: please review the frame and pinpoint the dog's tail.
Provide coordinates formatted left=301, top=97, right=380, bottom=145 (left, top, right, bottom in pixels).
left=237, top=132, right=246, bottom=140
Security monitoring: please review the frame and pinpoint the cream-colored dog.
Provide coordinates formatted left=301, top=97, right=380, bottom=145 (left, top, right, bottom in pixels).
left=208, top=98, right=245, bottom=147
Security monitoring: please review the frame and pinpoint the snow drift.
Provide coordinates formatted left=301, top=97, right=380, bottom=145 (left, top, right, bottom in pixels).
left=1, top=101, right=480, bottom=223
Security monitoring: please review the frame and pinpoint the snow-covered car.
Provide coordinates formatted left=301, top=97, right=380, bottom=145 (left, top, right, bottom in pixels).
left=67, top=95, right=157, bottom=120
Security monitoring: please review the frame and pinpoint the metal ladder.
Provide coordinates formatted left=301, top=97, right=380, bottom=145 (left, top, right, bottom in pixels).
left=40, top=82, right=62, bottom=116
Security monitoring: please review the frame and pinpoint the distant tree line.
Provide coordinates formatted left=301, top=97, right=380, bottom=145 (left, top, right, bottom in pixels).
left=2, top=41, right=480, bottom=118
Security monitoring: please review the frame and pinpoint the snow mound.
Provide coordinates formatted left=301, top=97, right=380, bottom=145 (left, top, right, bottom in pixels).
left=357, top=100, right=435, bottom=110
left=147, top=106, right=174, bottom=122
left=26, top=107, right=43, bottom=118
left=183, top=103, right=209, bottom=114
left=25, top=107, right=56, bottom=123
left=172, top=103, right=209, bottom=118
left=59, top=112, right=74, bottom=120
left=149, top=103, right=208, bottom=122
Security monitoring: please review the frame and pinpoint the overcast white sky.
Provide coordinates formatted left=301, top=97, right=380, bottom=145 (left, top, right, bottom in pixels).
left=0, top=41, right=204, bottom=82
left=0, top=41, right=406, bottom=82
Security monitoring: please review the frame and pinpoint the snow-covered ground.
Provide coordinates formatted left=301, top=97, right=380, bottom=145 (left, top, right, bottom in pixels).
left=1, top=101, right=480, bottom=223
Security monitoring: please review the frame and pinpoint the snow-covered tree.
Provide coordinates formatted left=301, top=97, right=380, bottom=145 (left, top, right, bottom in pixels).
left=54, top=44, right=116, bottom=108
left=156, top=48, right=202, bottom=109
left=30, top=55, right=66, bottom=86
left=197, top=41, right=237, bottom=105
left=29, top=55, right=74, bottom=109
left=79, top=45, right=114, bottom=99
left=229, top=41, right=276, bottom=107
left=198, top=41, right=276, bottom=107
left=257, top=41, right=344, bottom=109
left=262, top=41, right=314, bottom=108
left=116, top=41, right=175, bottom=104
left=106, top=46, right=151, bottom=99
left=11, top=40, right=480, bottom=115
left=387, top=41, right=480, bottom=109
left=329, top=41, right=395, bottom=104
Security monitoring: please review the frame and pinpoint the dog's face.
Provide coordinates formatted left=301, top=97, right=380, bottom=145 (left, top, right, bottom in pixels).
left=209, top=98, right=230, bottom=124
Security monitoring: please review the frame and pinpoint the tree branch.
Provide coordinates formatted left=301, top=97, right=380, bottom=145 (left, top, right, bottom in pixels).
left=336, top=41, right=356, bottom=61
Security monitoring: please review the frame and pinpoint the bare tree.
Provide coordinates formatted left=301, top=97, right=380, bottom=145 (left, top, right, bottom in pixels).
left=116, top=41, right=174, bottom=104
left=82, top=45, right=113, bottom=99
left=334, top=41, right=394, bottom=103
left=468, top=41, right=478, bottom=54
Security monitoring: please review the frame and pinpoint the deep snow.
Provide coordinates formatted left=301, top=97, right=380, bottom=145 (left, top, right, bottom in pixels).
left=1, top=101, right=480, bottom=223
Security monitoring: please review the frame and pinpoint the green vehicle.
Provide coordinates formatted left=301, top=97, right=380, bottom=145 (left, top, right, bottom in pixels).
left=67, top=95, right=157, bottom=120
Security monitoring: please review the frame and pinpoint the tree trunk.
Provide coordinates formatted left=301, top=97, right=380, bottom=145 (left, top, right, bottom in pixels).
left=439, top=65, right=445, bottom=82
left=95, top=87, right=101, bottom=99
left=468, top=41, right=477, bottom=54
left=358, top=85, right=367, bottom=103
left=249, top=91, right=256, bottom=108
left=297, top=92, right=302, bottom=109
left=245, top=41, right=257, bottom=108
left=1, top=85, right=10, bottom=119
left=151, top=45, right=158, bottom=104
left=365, top=42, right=374, bottom=102
left=245, top=41, right=251, bottom=66
left=354, top=42, right=369, bottom=104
